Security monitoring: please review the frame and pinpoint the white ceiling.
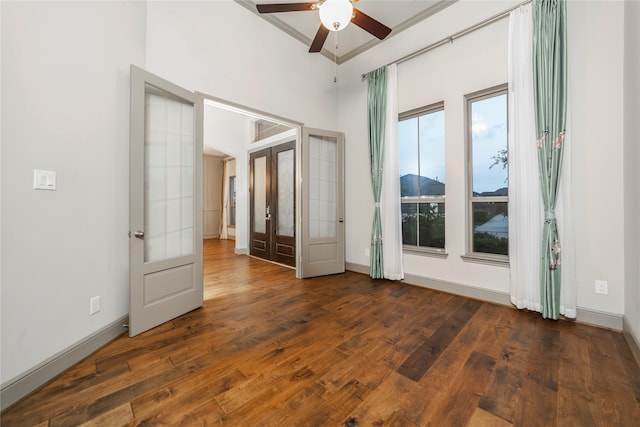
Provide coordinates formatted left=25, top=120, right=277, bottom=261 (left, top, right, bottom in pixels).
left=236, top=0, right=457, bottom=63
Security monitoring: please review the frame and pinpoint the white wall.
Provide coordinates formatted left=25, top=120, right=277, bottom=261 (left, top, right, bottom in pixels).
left=338, top=0, right=628, bottom=318
left=623, top=0, right=640, bottom=348
left=145, top=1, right=339, bottom=130
left=1, top=1, right=146, bottom=383
left=567, top=0, right=626, bottom=315
left=1, top=0, right=338, bottom=387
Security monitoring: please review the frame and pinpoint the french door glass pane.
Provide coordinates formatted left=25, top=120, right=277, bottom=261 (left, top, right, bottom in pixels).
left=472, top=201, right=509, bottom=255
left=309, top=135, right=337, bottom=238
left=144, top=85, right=195, bottom=262
left=277, top=149, right=294, bottom=237
left=253, top=156, right=267, bottom=234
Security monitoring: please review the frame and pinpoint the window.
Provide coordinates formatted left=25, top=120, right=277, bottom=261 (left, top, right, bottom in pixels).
left=399, top=102, right=446, bottom=252
left=466, top=85, right=508, bottom=259
left=229, top=175, right=236, bottom=226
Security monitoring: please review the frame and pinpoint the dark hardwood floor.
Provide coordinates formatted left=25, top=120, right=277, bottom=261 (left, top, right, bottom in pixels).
left=3, top=239, right=640, bottom=426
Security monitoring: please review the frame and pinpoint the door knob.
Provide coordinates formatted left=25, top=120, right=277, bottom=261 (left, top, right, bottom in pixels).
left=134, top=231, right=145, bottom=239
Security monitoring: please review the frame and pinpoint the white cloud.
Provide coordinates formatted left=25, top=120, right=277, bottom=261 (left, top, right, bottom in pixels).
left=472, top=113, right=487, bottom=134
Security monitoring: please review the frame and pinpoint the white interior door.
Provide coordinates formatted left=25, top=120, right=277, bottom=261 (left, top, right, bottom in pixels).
left=129, top=65, right=203, bottom=336
left=300, top=128, right=345, bottom=278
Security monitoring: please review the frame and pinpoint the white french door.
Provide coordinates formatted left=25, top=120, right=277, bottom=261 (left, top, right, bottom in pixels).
left=129, top=65, right=203, bottom=336
left=299, top=128, right=345, bottom=278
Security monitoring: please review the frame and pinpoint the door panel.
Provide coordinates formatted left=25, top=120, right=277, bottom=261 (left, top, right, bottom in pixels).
left=272, top=142, right=296, bottom=266
left=129, top=65, right=203, bottom=337
left=250, top=142, right=296, bottom=267
left=300, top=128, right=345, bottom=278
left=250, top=148, right=271, bottom=260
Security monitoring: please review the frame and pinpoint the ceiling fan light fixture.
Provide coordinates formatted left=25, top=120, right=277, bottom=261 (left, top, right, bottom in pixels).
left=319, top=0, right=353, bottom=32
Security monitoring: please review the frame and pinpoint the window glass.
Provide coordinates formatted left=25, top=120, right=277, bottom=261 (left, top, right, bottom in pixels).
left=399, top=119, right=419, bottom=197
left=472, top=201, right=508, bottom=255
left=419, top=202, right=445, bottom=248
left=399, top=104, right=445, bottom=251
left=468, top=88, right=508, bottom=257
left=471, top=94, right=508, bottom=196
left=419, top=111, right=446, bottom=197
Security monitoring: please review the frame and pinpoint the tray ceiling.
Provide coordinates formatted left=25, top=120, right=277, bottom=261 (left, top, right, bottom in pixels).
left=236, top=0, right=457, bottom=63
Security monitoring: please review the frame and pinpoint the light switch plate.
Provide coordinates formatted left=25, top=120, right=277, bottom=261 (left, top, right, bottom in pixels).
left=33, top=169, right=57, bottom=190
left=595, top=280, right=608, bottom=295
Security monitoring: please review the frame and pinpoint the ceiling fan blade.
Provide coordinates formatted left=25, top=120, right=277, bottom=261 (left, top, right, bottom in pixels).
left=256, top=2, right=317, bottom=14
left=351, top=7, right=392, bottom=40
left=309, top=24, right=330, bottom=52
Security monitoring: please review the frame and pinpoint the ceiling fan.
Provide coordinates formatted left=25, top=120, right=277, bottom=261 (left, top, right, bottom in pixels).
left=256, top=0, right=392, bottom=53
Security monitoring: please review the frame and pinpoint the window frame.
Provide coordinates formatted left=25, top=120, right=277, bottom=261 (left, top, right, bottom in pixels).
left=463, top=84, right=509, bottom=266
left=399, top=101, right=448, bottom=257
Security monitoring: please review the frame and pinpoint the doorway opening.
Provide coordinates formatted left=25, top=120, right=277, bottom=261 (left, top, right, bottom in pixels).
left=129, top=67, right=345, bottom=337
left=201, top=97, right=300, bottom=271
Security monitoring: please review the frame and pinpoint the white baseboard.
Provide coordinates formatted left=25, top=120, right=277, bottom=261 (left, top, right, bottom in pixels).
left=345, top=262, right=624, bottom=331
left=0, top=315, right=128, bottom=411
left=576, top=307, right=623, bottom=330
left=346, top=262, right=511, bottom=306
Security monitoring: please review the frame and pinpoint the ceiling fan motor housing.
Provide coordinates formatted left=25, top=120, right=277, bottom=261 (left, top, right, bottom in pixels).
left=319, top=0, right=354, bottom=32
left=256, top=0, right=391, bottom=53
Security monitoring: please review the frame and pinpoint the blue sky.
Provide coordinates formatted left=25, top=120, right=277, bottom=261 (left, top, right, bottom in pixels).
left=398, top=110, right=445, bottom=183
left=398, top=93, right=507, bottom=194
left=471, top=94, right=508, bottom=193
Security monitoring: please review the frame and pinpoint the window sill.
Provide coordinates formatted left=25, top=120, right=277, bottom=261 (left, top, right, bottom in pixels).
left=461, top=253, right=509, bottom=267
left=403, top=247, right=449, bottom=259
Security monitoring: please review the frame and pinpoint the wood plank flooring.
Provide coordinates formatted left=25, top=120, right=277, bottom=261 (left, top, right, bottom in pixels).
left=3, top=238, right=640, bottom=426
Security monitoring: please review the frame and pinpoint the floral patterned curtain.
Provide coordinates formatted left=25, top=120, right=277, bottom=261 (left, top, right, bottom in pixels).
left=367, top=66, right=387, bottom=279
left=533, top=0, right=568, bottom=319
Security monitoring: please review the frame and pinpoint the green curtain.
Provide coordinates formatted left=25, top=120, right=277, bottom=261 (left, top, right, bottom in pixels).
left=533, top=0, right=567, bottom=319
left=367, top=66, right=387, bottom=279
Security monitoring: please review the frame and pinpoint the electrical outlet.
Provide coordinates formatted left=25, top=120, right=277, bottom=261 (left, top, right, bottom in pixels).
left=364, top=248, right=370, bottom=257
left=90, top=295, right=101, bottom=315
left=594, top=280, right=608, bottom=295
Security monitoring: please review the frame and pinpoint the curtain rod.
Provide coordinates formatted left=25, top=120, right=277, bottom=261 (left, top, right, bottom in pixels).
left=362, top=0, right=532, bottom=80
